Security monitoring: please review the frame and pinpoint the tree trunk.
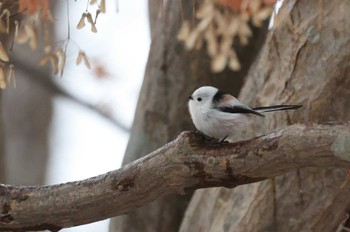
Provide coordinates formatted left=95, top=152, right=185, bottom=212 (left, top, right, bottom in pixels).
left=109, top=0, right=269, bottom=231
left=2, top=17, right=54, bottom=185
left=180, top=0, right=350, bottom=231
left=0, top=92, right=5, bottom=183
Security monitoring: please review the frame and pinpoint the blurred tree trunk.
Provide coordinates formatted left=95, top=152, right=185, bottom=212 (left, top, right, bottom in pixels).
left=109, top=0, right=269, bottom=231
left=2, top=0, right=56, bottom=185
left=0, top=92, right=5, bottom=182
left=180, top=0, right=350, bottom=231
left=3, top=61, right=53, bottom=185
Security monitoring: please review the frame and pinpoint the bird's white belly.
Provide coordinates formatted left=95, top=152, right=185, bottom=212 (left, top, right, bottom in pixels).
left=194, top=109, right=245, bottom=140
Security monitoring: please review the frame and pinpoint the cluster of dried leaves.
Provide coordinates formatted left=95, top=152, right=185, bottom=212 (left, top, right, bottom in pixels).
left=0, top=0, right=106, bottom=90
left=177, top=0, right=276, bottom=73
left=76, top=0, right=105, bottom=33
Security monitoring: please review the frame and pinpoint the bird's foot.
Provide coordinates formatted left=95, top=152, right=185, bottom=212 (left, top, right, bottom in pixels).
left=219, top=135, right=229, bottom=143
left=197, top=131, right=228, bottom=146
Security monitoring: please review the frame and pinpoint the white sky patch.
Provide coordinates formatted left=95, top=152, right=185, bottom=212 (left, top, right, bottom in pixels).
left=47, top=1, right=150, bottom=231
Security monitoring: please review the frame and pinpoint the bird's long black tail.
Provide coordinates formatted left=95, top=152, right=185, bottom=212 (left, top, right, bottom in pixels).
left=253, top=105, right=302, bottom=113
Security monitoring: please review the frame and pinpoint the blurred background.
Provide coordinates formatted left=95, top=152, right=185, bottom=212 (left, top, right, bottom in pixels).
left=2, top=0, right=150, bottom=231
left=3, top=1, right=348, bottom=232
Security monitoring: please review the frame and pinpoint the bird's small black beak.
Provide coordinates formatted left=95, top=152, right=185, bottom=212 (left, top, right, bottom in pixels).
left=189, top=95, right=193, bottom=100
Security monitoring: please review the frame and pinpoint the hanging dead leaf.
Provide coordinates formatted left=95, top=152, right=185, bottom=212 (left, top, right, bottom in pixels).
left=177, top=0, right=275, bottom=72
left=49, top=54, right=59, bottom=75
left=77, top=13, right=87, bottom=29
left=8, top=64, right=15, bottom=88
left=0, top=9, right=10, bottom=34
left=0, top=62, right=7, bottom=89
left=0, top=41, right=9, bottom=62
left=39, top=54, right=50, bottom=66
left=24, top=23, right=38, bottom=50
left=56, top=49, right=66, bottom=77
left=76, top=51, right=91, bottom=69
left=14, top=21, right=19, bottom=38
left=86, top=13, right=94, bottom=24
left=211, top=53, right=227, bottom=73
left=85, top=13, right=97, bottom=33
left=95, top=9, right=101, bottom=23
left=100, top=0, right=106, bottom=13
left=91, top=23, right=97, bottom=33
left=177, top=21, right=191, bottom=40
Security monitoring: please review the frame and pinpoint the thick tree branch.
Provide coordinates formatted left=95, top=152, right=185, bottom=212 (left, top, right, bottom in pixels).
left=1, top=123, right=350, bottom=231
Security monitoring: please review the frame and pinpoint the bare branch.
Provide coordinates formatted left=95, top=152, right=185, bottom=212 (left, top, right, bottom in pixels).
left=1, top=123, right=350, bottom=231
left=12, top=57, right=130, bottom=133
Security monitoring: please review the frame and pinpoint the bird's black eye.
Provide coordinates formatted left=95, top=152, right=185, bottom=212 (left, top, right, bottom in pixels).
left=197, top=97, right=202, bottom=102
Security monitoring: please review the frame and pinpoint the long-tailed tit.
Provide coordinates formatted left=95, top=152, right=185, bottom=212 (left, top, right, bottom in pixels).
left=188, top=86, right=301, bottom=142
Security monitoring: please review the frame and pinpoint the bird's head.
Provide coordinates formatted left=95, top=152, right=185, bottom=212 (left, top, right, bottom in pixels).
left=188, top=86, right=219, bottom=112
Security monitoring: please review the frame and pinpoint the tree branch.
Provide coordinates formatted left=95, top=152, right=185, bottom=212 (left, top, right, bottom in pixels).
left=1, top=123, right=350, bottom=231
left=12, top=57, right=130, bottom=133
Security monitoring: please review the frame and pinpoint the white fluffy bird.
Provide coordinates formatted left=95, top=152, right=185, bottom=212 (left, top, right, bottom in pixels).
left=188, top=86, right=301, bottom=142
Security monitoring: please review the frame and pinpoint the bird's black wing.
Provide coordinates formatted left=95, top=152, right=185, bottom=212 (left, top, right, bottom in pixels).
left=217, top=105, right=265, bottom=117
left=252, top=105, right=302, bottom=113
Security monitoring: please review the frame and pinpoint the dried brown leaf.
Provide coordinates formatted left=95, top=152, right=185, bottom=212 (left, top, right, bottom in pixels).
left=100, top=0, right=106, bottom=13
left=211, top=53, right=227, bottom=72
left=56, top=49, right=66, bottom=77
left=185, top=31, right=199, bottom=50
left=196, top=1, right=214, bottom=19
left=0, top=9, right=10, bottom=34
left=14, top=21, right=19, bottom=38
left=228, top=49, right=240, bottom=71
left=177, top=21, right=191, bottom=41
left=0, top=41, right=9, bottom=62
left=50, top=54, right=59, bottom=75
left=39, top=54, right=50, bottom=66
left=76, top=51, right=91, bottom=69
left=24, top=23, right=38, bottom=50
left=76, top=13, right=86, bottom=29
left=86, top=13, right=94, bottom=24
left=8, top=64, right=15, bottom=88
left=91, top=23, right=97, bottom=33
left=252, top=7, right=273, bottom=27
left=0, top=62, right=6, bottom=89
left=85, top=13, right=97, bottom=33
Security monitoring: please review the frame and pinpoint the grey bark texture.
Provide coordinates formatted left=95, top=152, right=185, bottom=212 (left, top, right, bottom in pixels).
left=1, top=124, right=350, bottom=231
left=180, top=0, right=350, bottom=231
left=109, top=0, right=269, bottom=231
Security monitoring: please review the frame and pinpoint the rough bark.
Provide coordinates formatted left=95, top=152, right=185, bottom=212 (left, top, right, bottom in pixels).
left=1, top=124, right=350, bottom=231
left=180, top=0, right=350, bottom=231
left=109, top=0, right=269, bottom=231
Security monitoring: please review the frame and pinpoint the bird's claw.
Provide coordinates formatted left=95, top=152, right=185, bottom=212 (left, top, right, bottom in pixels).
left=197, top=131, right=228, bottom=146
left=219, top=135, right=229, bottom=143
